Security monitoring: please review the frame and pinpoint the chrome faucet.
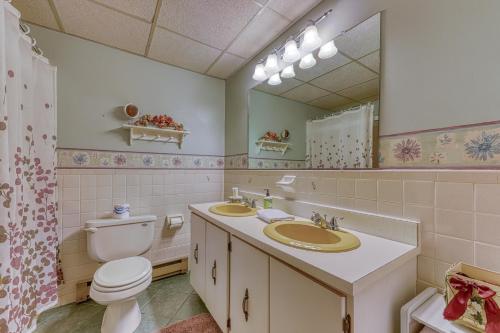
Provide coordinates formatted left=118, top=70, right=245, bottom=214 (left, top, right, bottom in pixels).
left=242, top=196, right=257, bottom=208
left=311, top=211, right=343, bottom=231
left=311, top=212, right=328, bottom=229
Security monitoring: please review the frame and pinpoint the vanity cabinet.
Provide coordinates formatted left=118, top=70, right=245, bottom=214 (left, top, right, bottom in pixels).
left=270, top=258, right=346, bottom=333
left=204, top=222, right=229, bottom=333
left=189, top=214, right=206, bottom=301
left=229, top=237, right=269, bottom=333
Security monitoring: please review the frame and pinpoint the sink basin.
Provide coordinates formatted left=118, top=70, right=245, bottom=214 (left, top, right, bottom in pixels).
left=209, top=203, right=257, bottom=217
left=263, top=221, right=360, bottom=252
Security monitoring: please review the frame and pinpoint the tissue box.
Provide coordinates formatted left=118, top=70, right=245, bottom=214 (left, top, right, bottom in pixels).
left=443, top=262, right=500, bottom=332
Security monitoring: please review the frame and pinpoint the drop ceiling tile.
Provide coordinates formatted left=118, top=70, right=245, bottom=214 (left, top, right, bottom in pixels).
left=157, top=0, right=260, bottom=50
left=207, top=53, right=246, bottom=79
left=358, top=50, right=380, bottom=73
left=254, top=77, right=303, bottom=96
left=309, top=62, right=378, bottom=92
left=93, top=0, right=157, bottom=22
left=149, top=27, right=221, bottom=73
left=12, top=0, right=59, bottom=30
left=309, top=93, right=353, bottom=110
left=337, top=78, right=379, bottom=101
left=281, top=83, right=330, bottom=103
left=53, top=0, right=150, bottom=54
left=360, top=95, right=379, bottom=103
left=335, top=13, right=380, bottom=59
left=228, top=7, right=290, bottom=59
left=267, top=0, right=321, bottom=21
left=294, top=53, right=351, bottom=82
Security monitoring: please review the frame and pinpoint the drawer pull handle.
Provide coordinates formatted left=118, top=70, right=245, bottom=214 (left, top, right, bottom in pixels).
left=211, top=261, right=217, bottom=285
left=242, top=288, right=249, bottom=322
left=194, top=244, right=199, bottom=264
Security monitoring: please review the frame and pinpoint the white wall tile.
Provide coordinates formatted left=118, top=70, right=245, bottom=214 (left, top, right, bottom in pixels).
left=475, top=184, right=500, bottom=214
left=435, top=209, right=474, bottom=240
left=435, top=234, right=474, bottom=264
left=378, top=180, right=402, bottom=203
left=475, top=242, right=500, bottom=272
left=355, top=179, right=377, bottom=200
left=475, top=213, right=500, bottom=246
left=436, top=182, right=473, bottom=211
left=404, top=181, right=434, bottom=206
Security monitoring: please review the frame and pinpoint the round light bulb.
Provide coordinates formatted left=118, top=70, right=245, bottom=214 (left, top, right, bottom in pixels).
left=281, top=65, right=295, bottom=78
left=268, top=73, right=282, bottom=86
left=252, top=63, right=267, bottom=81
left=301, top=25, right=322, bottom=52
left=318, top=40, right=338, bottom=59
left=282, top=40, right=301, bottom=63
left=299, top=53, right=317, bottom=69
left=264, top=53, right=279, bottom=74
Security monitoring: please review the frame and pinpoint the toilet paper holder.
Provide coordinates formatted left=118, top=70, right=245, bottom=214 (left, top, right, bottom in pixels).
left=167, top=214, right=184, bottom=229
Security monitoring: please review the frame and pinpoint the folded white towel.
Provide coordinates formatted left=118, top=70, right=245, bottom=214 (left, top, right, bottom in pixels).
left=257, top=209, right=294, bottom=224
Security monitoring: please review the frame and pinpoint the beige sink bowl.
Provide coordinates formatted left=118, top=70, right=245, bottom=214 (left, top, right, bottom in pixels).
left=263, top=221, right=361, bottom=252
left=209, top=203, right=257, bottom=217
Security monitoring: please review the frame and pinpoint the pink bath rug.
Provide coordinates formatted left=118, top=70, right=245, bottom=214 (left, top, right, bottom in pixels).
left=157, top=313, right=222, bottom=333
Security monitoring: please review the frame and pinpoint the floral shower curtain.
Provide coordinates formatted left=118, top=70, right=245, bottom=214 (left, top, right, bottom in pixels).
left=306, top=104, right=374, bottom=169
left=0, top=2, right=58, bottom=333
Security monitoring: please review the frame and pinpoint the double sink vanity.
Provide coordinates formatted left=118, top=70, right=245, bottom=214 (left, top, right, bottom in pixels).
left=189, top=200, right=420, bottom=333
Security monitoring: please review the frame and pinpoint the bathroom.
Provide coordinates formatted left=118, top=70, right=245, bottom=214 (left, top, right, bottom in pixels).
left=2, top=0, right=500, bottom=332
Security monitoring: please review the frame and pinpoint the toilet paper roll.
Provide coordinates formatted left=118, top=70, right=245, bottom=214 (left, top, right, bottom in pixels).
left=167, top=215, right=184, bottom=229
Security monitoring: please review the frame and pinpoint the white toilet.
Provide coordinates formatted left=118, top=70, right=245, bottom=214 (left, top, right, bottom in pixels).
left=85, top=215, right=157, bottom=333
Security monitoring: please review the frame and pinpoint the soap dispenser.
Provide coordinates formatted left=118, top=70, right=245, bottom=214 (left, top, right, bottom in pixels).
left=263, top=189, right=273, bottom=209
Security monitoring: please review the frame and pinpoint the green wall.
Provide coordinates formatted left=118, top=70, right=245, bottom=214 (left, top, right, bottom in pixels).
left=31, top=25, right=225, bottom=155
left=248, top=90, right=330, bottom=161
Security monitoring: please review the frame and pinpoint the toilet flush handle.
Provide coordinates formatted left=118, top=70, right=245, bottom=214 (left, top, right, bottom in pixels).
left=83, top=227, right=98, bottom=233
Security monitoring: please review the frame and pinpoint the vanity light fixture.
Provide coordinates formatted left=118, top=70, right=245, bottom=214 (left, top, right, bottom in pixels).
left=299, top=53, right=316, bottom=69
left=251, top=9, right=332, bottom=81
left=282, top=40, right=301, bottom=63
left=301, top=25, right=322, bottom=52
left=268, top=73, right=282, bottom=85
left=252, top=63, right=267, bottom=81
left=318, top=40, right=338, bottom=59
left=281, top=65, right=295, bottom=78
left=264, top=53, right=279, bottom=74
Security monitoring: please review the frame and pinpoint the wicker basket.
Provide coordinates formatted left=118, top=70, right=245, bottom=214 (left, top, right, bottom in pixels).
left=444, top=262, right=500, bottom=332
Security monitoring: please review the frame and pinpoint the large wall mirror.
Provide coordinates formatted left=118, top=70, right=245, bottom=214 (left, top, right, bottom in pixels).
left=248, top=13, right=380, bottom=169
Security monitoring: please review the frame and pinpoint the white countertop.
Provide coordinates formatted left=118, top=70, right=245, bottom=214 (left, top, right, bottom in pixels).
left=189, top=202, right=419, bottom=296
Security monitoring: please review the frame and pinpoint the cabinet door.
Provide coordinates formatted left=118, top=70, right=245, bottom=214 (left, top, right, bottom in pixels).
left=189, top=214, right=206, bottom=302
left=230, top=237, right=269, bottom=333
left=270, top=258, right=346, bottom=333
left=205, top=222, right=229, bottom=333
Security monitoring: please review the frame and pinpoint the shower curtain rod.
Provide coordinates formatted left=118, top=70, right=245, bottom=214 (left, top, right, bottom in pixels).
left=311, top=101, right=374, bottom=122
left=19, top=21, right=43, bottom=56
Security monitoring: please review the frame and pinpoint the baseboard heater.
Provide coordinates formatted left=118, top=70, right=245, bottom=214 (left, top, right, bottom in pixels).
left=75, top=257, right=188, bottom=303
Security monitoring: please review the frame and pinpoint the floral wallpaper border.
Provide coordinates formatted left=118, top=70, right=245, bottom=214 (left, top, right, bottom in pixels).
left=224, top=154, right=248, bottom=169
left=58, top=149, right=225, bottom=169
left=248, top=158, right=306, bottom=169
left=379, top=121, right=500, bottom=168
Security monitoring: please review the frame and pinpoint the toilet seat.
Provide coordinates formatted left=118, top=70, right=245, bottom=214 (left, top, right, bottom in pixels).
left=94, top=256, right=151, bottom=288
left=92, top=257, right=152, bottom=293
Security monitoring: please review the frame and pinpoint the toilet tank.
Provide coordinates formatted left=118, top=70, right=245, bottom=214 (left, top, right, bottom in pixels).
left=85, top=215, right=157, bottom=262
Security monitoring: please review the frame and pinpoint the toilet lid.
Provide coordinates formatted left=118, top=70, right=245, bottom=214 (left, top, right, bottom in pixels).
left=94, top=256, right=152, bottom=288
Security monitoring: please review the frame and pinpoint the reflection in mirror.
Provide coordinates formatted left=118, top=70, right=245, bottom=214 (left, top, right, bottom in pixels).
left=248, top=13, right=380, bottom=169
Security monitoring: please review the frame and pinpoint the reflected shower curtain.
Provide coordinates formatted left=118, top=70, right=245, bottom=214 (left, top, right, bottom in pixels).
left=306, top=104, right=374, bottom=169
left=0, top=3, right=58, bottom=332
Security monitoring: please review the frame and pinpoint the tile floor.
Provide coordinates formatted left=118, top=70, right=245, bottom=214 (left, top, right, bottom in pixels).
left=34, top=274, right=207, bottom=333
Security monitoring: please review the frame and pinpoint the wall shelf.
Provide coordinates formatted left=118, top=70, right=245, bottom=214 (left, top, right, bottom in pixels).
left=122, top=124, right=190, bottom=148
left=256, top=140, right=290, bottom=155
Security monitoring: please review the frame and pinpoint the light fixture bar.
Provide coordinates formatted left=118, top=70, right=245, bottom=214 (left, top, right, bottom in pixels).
left=255, top=9, right=333, bottom=65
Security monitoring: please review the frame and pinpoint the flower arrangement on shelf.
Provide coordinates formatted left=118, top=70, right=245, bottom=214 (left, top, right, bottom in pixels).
left=133, top=114, right=184, bottom=131
left=260, top=129, right=290, bottom=142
